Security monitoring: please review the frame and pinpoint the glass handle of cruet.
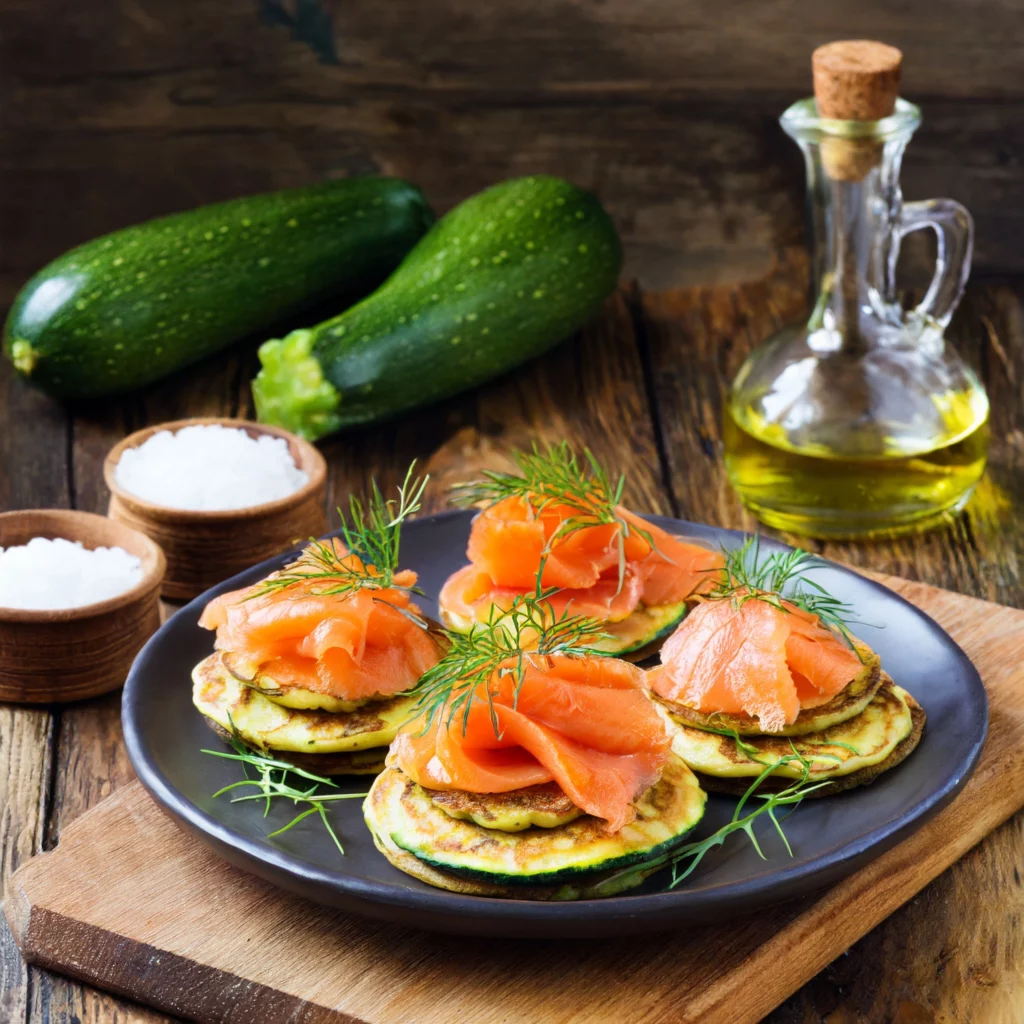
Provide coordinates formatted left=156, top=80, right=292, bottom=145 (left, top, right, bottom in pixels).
left=893, top=198, right=974, bottom=330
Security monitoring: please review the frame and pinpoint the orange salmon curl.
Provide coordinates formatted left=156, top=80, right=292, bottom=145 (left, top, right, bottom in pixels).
left=198, top=542, right=441, bottom=703
left=389, top=653, right=672, bottom=833
left=443, top=497, right=725, bottom=624
left=648, top=595, right=866, bottom=733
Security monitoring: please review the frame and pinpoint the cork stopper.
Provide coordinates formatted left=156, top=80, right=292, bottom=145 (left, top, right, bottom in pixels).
left=812, top=41, right=902, bottom=120
left=811, top=41, right=903, bottom=181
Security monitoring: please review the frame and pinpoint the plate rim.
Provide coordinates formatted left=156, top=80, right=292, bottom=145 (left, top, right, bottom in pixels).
left=122, top=510, right=989, bottom=928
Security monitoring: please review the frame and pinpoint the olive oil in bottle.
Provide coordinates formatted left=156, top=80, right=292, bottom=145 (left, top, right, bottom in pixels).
left=723, top=401, right=989, bottom=539
left=724, top=41, right=988, bottom=539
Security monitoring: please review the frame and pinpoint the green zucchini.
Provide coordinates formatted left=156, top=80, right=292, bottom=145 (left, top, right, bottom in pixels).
left=363, top=757, right=706, bottom=890
left=440, top=599, right=688, bottom=661
left=4, top=178, right=434, bottom=398
left=594, top=602, right=689, bottom=659
left=253, top=176, right=622, bottom=440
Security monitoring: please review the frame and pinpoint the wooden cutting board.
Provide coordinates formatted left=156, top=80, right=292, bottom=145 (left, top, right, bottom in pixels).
left=4, top=573, right=1024, bottom=1024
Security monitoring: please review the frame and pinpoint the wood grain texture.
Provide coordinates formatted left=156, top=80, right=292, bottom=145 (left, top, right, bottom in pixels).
left=0, top=163, right=1021, bottom=1023
left=641, top=250, right=1024, bottom=601
left=3, top=576, right=1021, bottom=1024
left=35, top=356, right=263, bottom=1024
left=5, top=0, right=1024, bottom=310
left=641, top=254, right=1024, bottom=1022
left=0, top=707, right=52, bottom=1024
left=36, top=674, right=155, bottom=1024
left=0, top=366, right=66, bottom=1024
left=14, top=356, right=260, bottom=1024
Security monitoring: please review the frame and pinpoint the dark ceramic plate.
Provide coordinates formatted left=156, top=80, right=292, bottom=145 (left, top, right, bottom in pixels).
left=123, top=512, right=987, bottom=937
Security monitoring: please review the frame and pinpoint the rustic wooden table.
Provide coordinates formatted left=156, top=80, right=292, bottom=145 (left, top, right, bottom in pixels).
left=0, top=253, right=1021, bottom=1023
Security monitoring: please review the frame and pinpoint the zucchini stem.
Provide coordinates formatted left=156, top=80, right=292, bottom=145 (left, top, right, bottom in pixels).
left=9, top=339, right=40, bottom=376
left=253, top=329, right=342, bottom=441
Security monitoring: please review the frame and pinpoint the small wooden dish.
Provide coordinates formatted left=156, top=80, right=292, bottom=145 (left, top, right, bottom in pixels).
left=0, top=510, right=166, bottom=704
left=104, top=418, right=328, bottom=602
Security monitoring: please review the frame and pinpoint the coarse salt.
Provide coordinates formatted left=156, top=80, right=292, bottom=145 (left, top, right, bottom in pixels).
left=0, top=537, right=144, bottom=611
left=114, top=424, right=309, bottom=512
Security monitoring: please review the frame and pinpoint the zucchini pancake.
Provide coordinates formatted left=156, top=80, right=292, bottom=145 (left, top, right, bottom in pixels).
left=194, top=471, right=443, bottom=775
left=438, top=444, right=725, bottom=659
left=364, top=602, right=707, bottom=898
left=648, top=543, right=925, bottom=795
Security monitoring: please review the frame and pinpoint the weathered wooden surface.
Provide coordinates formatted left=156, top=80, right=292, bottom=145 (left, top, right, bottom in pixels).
left=641, top=255, right=1024, bottom=1022
left=0, top=247, right=1022, bottom=1020
left=0, top=7, right=1019, bottom=1022
left=5, top=575, right=1024, bottom=1024
left=5, top=0, right=1024, bottom=308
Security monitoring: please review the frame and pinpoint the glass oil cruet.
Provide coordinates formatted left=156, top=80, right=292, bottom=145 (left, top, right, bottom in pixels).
left=724, top=41, right=989, bottom=539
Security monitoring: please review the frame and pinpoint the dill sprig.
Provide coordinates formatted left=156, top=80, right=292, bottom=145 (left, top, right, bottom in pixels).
left=202, top=726, right=366, bottom=854
left=407, top=595, right=610, bottom=739
left=707, top=534, right=858, bottom=649
left=666, top=756, right=829, bottom=888
left=250, top=462, right=428, bottom=601
left=450, top=442, right=659, bottom=593
left=590, top=753, right=830, bottom=897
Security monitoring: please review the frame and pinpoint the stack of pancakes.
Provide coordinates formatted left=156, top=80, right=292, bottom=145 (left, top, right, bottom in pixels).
left=655, top=644, right=926, bottom=795
left=193, top=652, right=417, bottom=775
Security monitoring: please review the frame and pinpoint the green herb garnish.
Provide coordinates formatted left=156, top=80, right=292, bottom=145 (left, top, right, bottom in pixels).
left=407, top=594, right=610, bottom=739
left=203, top=725, right=366, bottom=853
left=707, top=534, right=860, bottom=650
left=590, top=755, right=829, bottom=897
left=250, top=462, right=428, bottom=601
left=666, top=757, right=828, bottom=887
left=451, top=442, right=660, bottom=593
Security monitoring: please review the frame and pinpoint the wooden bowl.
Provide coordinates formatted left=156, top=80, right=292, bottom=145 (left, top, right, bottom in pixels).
left=0, top=510, right=166, bottom=703
left=104, top=418, right=328, bottom=601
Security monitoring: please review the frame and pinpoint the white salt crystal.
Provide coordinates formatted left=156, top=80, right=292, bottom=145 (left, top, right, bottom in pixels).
left=114, top=424, right=309, bottom=512
left=0, top=537, right=144, bottom=611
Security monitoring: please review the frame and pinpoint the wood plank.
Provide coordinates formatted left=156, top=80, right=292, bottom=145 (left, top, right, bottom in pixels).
left=0, top=361, right=68, bottom=1024
left=25, top=353, right=258, bottom=1024
left=6, top=0, right=1024, bottom=305
left=5, top=0, right=1024, bottom=102
left=640, top=259, right=1024, bottom=1019
left=0, top=707, right=53, bottom=1024
left=3, top=575, right=1021, bottom=1024
left=314, top=0, right=1024, bottom=100
left=30, top=697, right=176, bottom=1024
left=772, top=816, right=1024, bottom=1022
left=0, top=364, right=69, bottom=515
left=641, top=254, right=1019, bottom=591
left=640, top=251, right=1024, bottom=598
left=0, top=102, right=805, bottom=297
left=20, top=276, right=661, bottom=1023
left=21, top=352, right=255, bottom=1024
left=7, top=97, right=1022, bottom=291
left=814, top=280, right=1024, bottom=610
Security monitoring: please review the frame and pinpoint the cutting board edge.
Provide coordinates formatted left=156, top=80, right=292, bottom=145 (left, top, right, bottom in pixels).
left=4, top=899, right=357, bottom=1024
left=4, top=570, right=1022, bottom=1024
left=8, top=760, right=1024, bottom=1024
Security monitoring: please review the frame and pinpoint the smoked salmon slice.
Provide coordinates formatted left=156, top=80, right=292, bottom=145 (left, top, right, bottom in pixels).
left=199, top=544, right=441, bottom=702
left=389, top=653, right=672, bottom=832
left=442, top=496, right=724, bottom=626
left=648, top=595, right=866, bottom=732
